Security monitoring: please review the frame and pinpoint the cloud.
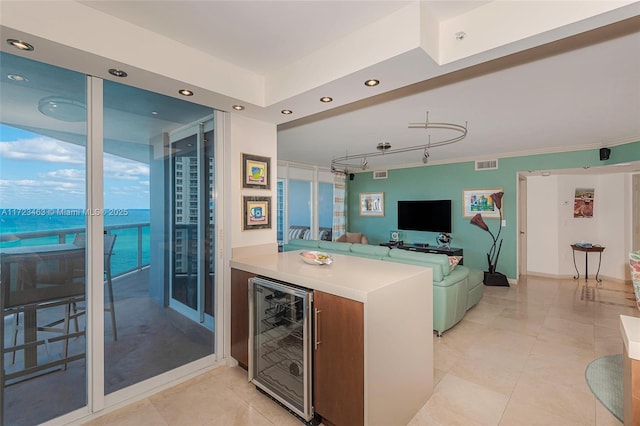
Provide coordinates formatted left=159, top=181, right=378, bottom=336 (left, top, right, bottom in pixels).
left=1, top=136, right=151, bottom=207
left=0, top=179, right=40, bottom=187
left=104, top=153, right=149, bottom=182
left=0, top=137, right=85, bottom=164
left=0, top=179, right=66, bottom=207
left=39, top=169, right=85, bottom=181
left=1, top=137, right=150, bottom=182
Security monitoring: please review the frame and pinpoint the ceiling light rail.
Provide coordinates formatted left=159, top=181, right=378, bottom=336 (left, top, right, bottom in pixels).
left=330, top=112, right=467, bottom=173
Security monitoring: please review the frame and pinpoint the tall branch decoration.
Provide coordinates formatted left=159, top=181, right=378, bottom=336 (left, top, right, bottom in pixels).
left=470, top=191, right=509, bottom=286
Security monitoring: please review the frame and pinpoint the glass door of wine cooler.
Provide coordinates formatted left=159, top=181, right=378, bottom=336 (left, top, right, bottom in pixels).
left=248, top=278, right=313, bottom=421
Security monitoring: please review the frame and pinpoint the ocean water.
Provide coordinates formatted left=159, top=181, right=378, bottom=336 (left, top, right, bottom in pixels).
left=0, top=208, right=150, bottom=275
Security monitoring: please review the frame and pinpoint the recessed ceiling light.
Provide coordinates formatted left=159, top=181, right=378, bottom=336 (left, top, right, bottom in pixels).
left=281, top=109, right=293, bottom=115
left=178, top=89, right=194, bottom=96
left=320, top=97, right=333, bottom=103
left=108, top=68, right=128, bottom=78
left=7, top=74, right=28, bottom=82
left=151, top=111, right=159, bottom=115
left=364, top=79, right=379, bottom=87
left=232, top=105, right=245, bottom=111
left=7, top=39, right=34, bottom=51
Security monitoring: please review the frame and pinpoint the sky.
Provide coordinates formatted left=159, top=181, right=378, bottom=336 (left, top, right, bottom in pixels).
left=0, top=124, right=150, bottom=209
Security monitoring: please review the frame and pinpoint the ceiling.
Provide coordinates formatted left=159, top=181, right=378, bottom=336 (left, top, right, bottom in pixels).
left=1, top=1, right=639, bottom=173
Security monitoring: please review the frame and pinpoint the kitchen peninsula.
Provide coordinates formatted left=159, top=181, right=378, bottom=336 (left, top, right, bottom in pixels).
left=230, top=250, right=434, bottom=426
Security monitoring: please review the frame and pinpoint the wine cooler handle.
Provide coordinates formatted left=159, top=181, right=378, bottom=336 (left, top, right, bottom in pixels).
left=314, top=308, right=321, bottom=350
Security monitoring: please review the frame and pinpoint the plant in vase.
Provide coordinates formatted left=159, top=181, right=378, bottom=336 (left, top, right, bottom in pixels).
left=470, top=191, right=509, bottom=286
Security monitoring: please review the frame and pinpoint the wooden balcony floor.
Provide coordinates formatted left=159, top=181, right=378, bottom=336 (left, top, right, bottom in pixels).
left=2, top=268, right=215, bottom=426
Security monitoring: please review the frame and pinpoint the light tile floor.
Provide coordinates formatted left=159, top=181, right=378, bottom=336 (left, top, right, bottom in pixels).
left=86, top=276, right=637, bottom=425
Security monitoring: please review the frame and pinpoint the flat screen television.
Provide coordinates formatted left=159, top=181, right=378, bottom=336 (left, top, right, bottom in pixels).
left=397, top=200, right=452, bottom=233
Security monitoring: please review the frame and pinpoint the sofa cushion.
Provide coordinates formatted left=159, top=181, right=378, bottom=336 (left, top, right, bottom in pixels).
left=349, top=243, right=390, bottom=259
left=387, top=249, right=450, bottom=280
left=382, top=257, right=444, bottom=282
left=336, top=232, right=368, bottom=244
left=467, top=267, right=484, bottom=288
left=287, top=239, right=321, bottom=249
left=437, top=266, right=470, bottom=288
left=433, top=279, right=468, bottom=334
left=318, top=241, right=353, bottom=253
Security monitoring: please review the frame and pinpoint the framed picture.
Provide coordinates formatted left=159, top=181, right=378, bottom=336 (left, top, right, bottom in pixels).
left=463, top=188, right=503, bottom=219
left=574, top=187, right=594, bottom=218
left=242, top=196, right=271, bottom=230
left=242, top=153, right=270, bottom=189
left=360, top=192, right=384, bottom=216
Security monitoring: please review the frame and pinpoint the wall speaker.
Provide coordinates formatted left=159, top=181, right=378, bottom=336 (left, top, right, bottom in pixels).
left=599, top=147, right=611, bottom=161
left=349, top=173, right=354, bottom=180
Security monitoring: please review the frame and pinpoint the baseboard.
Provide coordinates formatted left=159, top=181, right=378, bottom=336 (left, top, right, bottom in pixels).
left=524, top=271, right=631, bottom=284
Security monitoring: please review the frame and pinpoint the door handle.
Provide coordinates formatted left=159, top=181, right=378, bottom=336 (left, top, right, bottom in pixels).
left=520, top=231, right=525, bottom=235
left=314, top=308, right=321, bottom=350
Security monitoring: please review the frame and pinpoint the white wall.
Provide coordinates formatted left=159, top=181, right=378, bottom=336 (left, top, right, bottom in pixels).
left=527, top=173, right=629, bottom=280
left=595, top=174, right=628, bottom=279
left=229, top=114, right=277, bottom=251
left=526, top=176, right=560, bottom=274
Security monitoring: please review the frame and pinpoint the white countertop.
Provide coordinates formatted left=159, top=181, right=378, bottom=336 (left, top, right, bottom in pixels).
left=620, top=315, right=640, bottom=360
left=230, top=250, right=433, bottom=303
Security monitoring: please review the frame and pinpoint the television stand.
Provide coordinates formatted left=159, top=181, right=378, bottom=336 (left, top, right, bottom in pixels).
left=412, top=243, right=430, bottom=248
left=380, top=243, right=463, bottom=263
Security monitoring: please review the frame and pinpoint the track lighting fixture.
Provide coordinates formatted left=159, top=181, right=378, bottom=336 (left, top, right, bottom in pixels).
left=330, top=112, right=467, bottom=173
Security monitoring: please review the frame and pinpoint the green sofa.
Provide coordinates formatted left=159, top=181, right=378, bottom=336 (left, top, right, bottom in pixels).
left=284, top=239, right=484, bottom=336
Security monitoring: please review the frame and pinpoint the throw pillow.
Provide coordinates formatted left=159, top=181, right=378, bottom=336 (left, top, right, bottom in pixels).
left=448, top=255, right=462, bottom=272
left=346, top=232, right=363, bottom=243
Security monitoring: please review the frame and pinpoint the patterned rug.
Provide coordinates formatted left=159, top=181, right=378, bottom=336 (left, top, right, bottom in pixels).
left=585, top=354, right=623, bottom=422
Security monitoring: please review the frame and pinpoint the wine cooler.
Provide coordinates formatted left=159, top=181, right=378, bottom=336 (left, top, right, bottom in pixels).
left=248, top=277, right=314, bottom=421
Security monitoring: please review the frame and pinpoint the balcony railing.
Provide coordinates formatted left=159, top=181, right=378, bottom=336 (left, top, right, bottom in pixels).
left=0, top=222, right=150, bottom=278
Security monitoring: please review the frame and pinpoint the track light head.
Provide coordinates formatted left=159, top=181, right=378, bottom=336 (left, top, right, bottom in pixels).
left=422, top=148, right=430, bottom=164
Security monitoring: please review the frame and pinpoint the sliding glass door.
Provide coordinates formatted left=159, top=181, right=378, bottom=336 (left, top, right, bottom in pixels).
left=1, top=51, right=219, bottom=424
left=168, top=121, right=215, bottom=326
left=0, top=52, right=88, bottom=425
left=102, top=81, right=215, bottom=395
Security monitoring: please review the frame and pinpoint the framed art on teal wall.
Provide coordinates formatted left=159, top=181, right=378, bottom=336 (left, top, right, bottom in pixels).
left=463, top=188, right=502, bottom=219
left=360, top=192, right=384, bottom=216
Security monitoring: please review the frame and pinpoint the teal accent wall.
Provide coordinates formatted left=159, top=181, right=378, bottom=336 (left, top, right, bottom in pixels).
left=346, top=141, right=640, bottom=279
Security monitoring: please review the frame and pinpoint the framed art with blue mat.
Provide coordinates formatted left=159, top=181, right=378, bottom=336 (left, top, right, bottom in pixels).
left=243, top=196, right=271, bottom=230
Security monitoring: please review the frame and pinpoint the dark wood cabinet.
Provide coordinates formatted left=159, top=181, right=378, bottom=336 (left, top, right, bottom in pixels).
left=230, top=268, right=255, bottom=369
left=229, top=259, right=433, bottom=425
left=313, top=290, right=364, bottom=426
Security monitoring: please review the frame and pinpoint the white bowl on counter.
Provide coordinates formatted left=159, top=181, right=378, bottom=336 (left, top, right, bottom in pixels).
left=299, top=250, right=333, bottom=265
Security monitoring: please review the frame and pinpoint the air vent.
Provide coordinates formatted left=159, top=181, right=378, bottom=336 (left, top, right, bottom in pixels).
left=373, top=170, right=388, bottom=179
left=475, top=159, right=498, bottom=170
